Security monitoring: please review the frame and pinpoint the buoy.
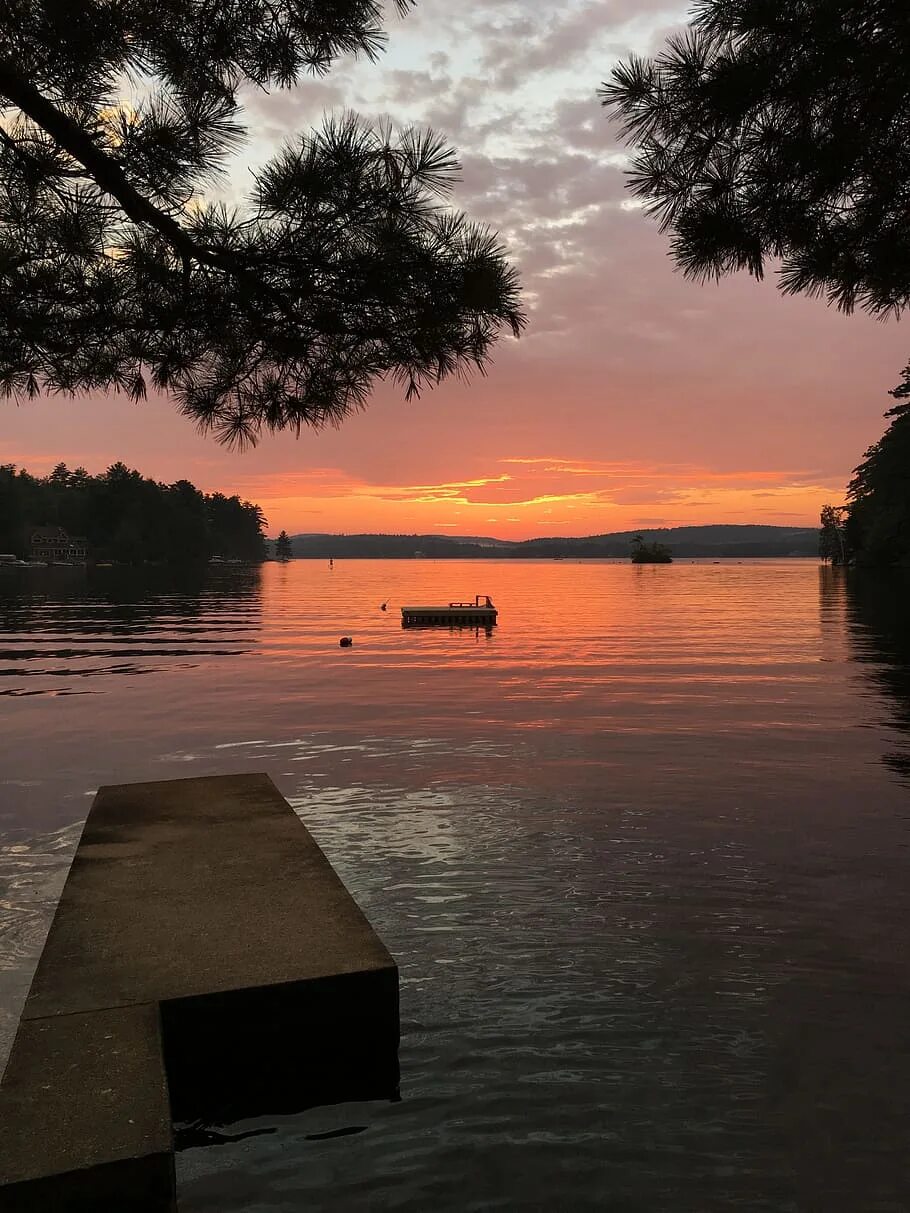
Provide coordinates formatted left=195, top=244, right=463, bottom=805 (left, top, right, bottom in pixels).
left=380, top=602, right=387, bottom=611
left=339, top=636, right=353, bottom=647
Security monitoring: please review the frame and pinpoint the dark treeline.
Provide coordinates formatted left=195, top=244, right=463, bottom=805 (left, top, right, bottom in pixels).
left=0, top=462, right=267, bottom=563
left=844, top=395, right=910, bottom=566
left=289, top=525, right=818, bottom=560
left=820, top=383, right=910, bottom=568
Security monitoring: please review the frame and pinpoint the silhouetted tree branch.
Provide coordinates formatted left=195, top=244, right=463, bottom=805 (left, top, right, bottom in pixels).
left=0, top=1, right=525, bottom=446
left=600, top=1, right=910, bottom=317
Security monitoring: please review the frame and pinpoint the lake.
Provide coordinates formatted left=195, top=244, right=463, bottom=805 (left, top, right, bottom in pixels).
left=2, top=558, right=909, bottom=1211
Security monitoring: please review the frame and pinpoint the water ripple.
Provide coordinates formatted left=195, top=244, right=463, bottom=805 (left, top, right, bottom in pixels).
left=2, top=561, right=910, bottom=1208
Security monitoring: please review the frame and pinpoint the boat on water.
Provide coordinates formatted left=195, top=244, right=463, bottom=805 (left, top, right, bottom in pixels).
left=401, top=594, right=497, bottom=628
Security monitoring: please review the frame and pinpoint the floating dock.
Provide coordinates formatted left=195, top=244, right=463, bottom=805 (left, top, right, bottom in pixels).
left=0, top=773, right=399, bottom=1212
left=401, top=594, right=497, bottom=628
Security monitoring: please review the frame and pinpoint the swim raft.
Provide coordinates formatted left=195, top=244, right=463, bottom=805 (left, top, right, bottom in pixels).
left=401, top=594, right=497, bottom=627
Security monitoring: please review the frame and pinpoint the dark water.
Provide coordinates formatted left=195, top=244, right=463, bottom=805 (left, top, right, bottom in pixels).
left=1, top=560, right=909, bottom=1211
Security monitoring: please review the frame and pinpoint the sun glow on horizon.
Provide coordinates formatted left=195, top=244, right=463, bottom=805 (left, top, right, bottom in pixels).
left=1, top=443, right=841, bottom=539
left=231, top=457, right=841, bottom=538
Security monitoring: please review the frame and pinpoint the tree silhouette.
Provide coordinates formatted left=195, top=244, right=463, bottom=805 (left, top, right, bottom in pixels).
left=275, top=530, right=293, bottom=560
left=0, top=2, right=525, bottom=447
left=600, top=2, right=910, bottom=318
left=630, top=534, right=672, bottom=564
left=0, top=462, right=266, bottom=562
left=819, top=504, right=849, bottom=565
left=844, top=373, right=910, bottom=566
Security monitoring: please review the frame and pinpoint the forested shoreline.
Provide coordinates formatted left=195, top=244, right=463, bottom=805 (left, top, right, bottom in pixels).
left=0, top=463, right=267, bottom=564
left=820, top=384, right=910, bottom=568
left=284, top=525, right=819, bottom=560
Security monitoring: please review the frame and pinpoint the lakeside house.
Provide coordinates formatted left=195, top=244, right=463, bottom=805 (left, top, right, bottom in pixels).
left=29, top=526, right=88, bottom=563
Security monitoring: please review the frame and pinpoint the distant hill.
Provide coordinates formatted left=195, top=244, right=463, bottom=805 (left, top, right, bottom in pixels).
left=285, top=525, right=818, bottom=559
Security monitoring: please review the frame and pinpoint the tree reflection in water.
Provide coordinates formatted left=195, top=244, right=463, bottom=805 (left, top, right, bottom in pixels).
left=843, top=567, right=910, bottom=780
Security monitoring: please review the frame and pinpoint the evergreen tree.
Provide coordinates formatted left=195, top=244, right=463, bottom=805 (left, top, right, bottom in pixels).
left=600, top=1, right=910, bottom=319
left=275, top=531, right=293, bottom=560
left=845, top=375, right=910, bottom=566
left=0, top=2, right=525, bottom=447
left=206, top=491, right=267, bottom=561
left=0, top=462, right=268, bottom=561
left=630, top=534, right=672, bottom=564
left=819, top=504, right=849, bottom=565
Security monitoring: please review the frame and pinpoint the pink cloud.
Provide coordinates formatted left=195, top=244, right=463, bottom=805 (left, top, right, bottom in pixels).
left=1, top=0, right=905, bottom=539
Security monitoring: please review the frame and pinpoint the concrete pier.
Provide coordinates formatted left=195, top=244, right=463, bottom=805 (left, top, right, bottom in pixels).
left=0, top=773, right=399, bottom=1211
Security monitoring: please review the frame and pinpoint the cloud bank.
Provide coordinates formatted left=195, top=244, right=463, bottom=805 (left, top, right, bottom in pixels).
left=2, top=0, right=907, bottom=536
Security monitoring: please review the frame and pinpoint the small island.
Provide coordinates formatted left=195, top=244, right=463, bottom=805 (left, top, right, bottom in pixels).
left=630, top=534, right=673, bottom=564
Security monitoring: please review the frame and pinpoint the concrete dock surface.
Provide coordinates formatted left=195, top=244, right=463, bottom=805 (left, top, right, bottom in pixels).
left=0, top=773, right=399, bottom=1211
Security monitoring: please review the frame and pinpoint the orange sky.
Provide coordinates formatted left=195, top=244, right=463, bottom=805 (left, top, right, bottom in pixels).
left=228, top=457, right=849, bottom=539
left=2, top=1, right=908, bottom=538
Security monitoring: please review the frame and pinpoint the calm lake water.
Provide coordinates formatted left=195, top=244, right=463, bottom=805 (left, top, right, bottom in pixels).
left=2, top=559, right=909, bottom=1211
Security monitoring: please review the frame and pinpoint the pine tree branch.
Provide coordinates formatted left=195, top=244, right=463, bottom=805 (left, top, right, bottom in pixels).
left=0, top=58, right=300, bottom=322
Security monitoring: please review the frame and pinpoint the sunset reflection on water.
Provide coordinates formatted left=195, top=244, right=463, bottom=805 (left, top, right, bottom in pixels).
left=2, top=559, right=909, bottom=1210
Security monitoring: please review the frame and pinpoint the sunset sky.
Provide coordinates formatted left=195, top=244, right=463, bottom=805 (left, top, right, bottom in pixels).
left=3, top=0, right=908, bottom=538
